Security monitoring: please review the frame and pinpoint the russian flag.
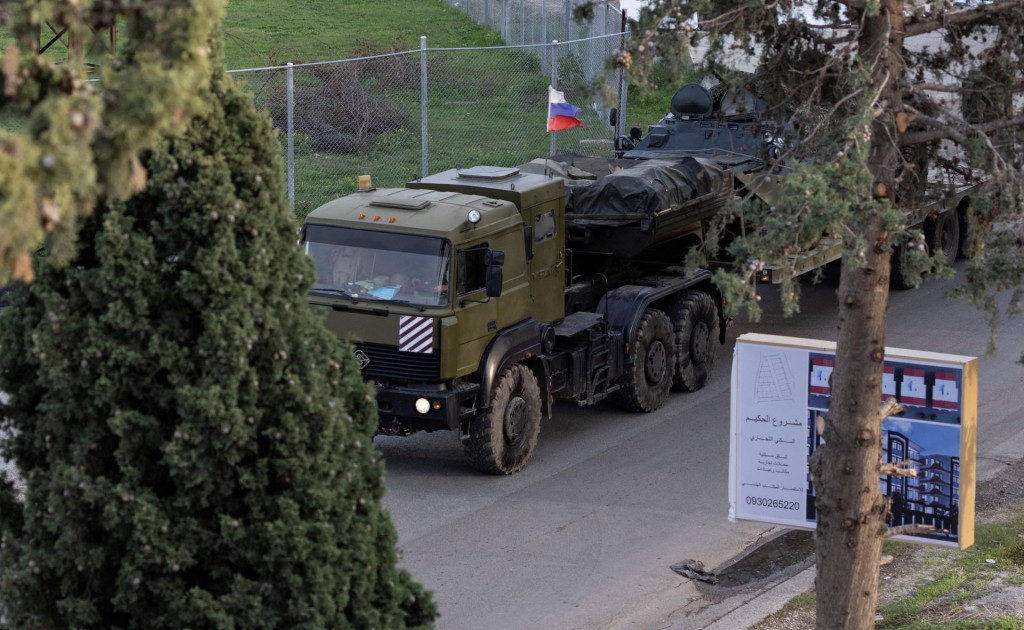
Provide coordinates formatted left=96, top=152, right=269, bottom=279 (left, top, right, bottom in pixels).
left=547, top=86, right=584, bottom=132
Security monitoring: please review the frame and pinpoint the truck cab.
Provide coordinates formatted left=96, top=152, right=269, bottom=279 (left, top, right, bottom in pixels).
left=301, top=168, right=565, bottom=440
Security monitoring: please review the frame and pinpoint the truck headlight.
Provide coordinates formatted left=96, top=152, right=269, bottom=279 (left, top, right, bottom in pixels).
left=414, top=398, right=431, bottom=415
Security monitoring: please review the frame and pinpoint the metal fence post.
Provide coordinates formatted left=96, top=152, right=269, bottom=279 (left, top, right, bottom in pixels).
left=286, top=62, right=295, bottom=216
left=541, top=0, right=548, bottom=72
left=564, top=1, right=571, bottom=41
left=617, top=9, right=628, bottom=139
left=520, top=0, right=525, bottom=45
left=420, top=36, right=428, bottom=178
left=501, top=0, right=506, bottom=41
left=550, top=39, right=558, bottom=158
left=484, top=0, right=489, bottom=27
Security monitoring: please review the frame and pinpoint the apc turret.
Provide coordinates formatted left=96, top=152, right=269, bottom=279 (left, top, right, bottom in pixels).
left=614, top=83, right=784, bottom=172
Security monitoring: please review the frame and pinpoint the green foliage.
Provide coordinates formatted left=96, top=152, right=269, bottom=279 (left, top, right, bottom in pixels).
left=0, top=66, right=435, bottom=628
left=0, top=0, right=226, bottom=283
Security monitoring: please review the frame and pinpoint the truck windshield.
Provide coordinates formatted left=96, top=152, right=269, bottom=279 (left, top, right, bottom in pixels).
left=303, top=225, right=451, bottom=307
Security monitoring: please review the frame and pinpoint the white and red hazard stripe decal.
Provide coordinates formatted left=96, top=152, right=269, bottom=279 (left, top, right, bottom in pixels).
left=810, top=358, right=833, bottom=395
left=882, top=365, right=897, bottom=402
left=932, top=371, right=960, bottom=410
left=399, top=315, right=434, bottom=353
left=901, top=367, right=927, bottom=407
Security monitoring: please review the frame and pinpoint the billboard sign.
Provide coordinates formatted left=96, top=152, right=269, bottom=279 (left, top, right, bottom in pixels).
left=729, top=333, right=978, bottom=549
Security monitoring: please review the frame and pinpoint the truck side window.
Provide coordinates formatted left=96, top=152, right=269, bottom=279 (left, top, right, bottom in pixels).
left=457, top=246, right=488, bottom=295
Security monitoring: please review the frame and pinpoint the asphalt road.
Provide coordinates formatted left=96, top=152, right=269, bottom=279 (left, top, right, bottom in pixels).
left=377, top=262, right=1024, bottom=630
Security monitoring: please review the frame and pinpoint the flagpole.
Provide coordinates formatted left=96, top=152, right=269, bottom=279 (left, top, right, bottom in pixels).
left=549, top=39, right=558, bottom=158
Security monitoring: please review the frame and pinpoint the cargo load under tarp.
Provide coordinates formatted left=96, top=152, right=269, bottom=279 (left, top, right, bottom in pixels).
left=516, top=156, right=729, bottom=257
left=565, top=157, right=718, bottom=217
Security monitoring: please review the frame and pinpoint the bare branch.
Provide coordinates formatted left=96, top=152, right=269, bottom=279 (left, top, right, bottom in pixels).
left=880, top=397, right=904, bottom=419
left=906, top=82, right=970, bottom=94
left=904, top=0, right=1024, bottom=37
left=885, top=524, right=945, bottom=538
left=901, top=112, right=1024, bottom=147
left=880, top=461, right=917, bottom=477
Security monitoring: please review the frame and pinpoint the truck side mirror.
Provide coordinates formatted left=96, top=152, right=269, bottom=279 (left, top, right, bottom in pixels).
left=630, top=126, right=643, bottom=141
left=485, top=266, right=503, bottom=298
left=484, top=249, right=505, bottom=267
left=614, top=136, right=635, bottom=152
left=484, top=249, right=504, bottom=298
left=609, top=107, right=618, bottom=128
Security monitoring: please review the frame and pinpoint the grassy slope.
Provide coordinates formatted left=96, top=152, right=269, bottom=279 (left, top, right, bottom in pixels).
left=221, top=0, right=504, bottom=67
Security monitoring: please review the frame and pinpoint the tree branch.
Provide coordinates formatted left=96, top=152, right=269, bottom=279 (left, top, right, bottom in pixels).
left=880, top=461, right=917, bottom=477
left=901, top=112, right=1024, bottom=146
left=904, top=0, right=1024, bottom=37
left=880, top=397, right=904, bottom=419
left=885, top=524, right=945, bottom=538
left=906, top=82, right=971, bottom=94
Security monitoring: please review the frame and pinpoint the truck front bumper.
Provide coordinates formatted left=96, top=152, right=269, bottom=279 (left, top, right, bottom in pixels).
left=375, top=382, right=480, bottom=434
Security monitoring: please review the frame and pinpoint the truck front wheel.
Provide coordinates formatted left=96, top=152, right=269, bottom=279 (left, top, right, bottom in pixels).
left=669, top=291, right=719, bottom=392
left=613, top=308, right=675, bottom=412
left=464, top=364, right=542, bottom=474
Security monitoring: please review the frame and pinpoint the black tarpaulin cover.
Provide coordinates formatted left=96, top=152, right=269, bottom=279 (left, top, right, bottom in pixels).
left=566, top=157, right=717, bottom=217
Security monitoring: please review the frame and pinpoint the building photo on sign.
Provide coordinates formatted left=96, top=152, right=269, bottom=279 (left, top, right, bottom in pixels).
left=729, top=333, right=978, bottom=550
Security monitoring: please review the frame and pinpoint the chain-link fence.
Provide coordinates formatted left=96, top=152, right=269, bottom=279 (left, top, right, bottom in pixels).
left=229, top=30, right=630, bottom=220
left=451, top=0, right=626, bottom=82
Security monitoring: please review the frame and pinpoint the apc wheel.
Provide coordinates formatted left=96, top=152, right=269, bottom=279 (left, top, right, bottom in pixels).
left=464, top=364, right=542, bottom=475
left=925, top=210, right=960, bottom=265
left=669, top=291, right=719, bottom=392
left=614, top=308, right=675, bottom=412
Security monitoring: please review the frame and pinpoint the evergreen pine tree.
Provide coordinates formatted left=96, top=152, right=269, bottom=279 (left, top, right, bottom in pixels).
left=0, top=64, right=436, bottom=628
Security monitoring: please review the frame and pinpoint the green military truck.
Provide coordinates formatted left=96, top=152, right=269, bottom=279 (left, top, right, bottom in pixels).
left=301, top=159, right=732, bottom=474
left=301, top=83, right=978, bottom=475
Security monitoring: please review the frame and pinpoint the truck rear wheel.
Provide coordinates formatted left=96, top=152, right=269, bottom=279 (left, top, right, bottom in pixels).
left=613, top=308, right=674, bottom=412
left=669, top=291, right=719, bottom=392
left=464, top=364, right=542, bottom=475
left=890, top=240, right=918, bottom=291
left=925, top=210, right=960, bottom=265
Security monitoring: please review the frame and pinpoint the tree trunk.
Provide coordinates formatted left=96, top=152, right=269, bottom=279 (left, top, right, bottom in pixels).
left=811, top=221, right=892, bottom=629
left=811, top=2, right=905, bottom=628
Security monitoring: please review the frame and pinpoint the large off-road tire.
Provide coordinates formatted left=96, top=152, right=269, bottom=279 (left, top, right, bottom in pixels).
left=613, top=308, right=675, bottom=412
left=925, top=210, right=960, bottom=265
left=464, top=364, right=542, bottom=475
left=669, top=291, right=719, bottom=392
left=890, top=240, right=918, bottom=291
left=957, top=204, right=971, bottom=259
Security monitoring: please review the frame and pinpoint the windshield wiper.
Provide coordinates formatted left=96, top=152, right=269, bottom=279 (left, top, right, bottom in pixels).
left=385, top=298, right=429, bottom=312
left=311, top=287, right=360, bottom=301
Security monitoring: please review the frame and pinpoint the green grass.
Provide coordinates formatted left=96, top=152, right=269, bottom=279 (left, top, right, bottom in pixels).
left=875, top=513, right=1024, bottom=630
left=2, top=1, right=687, bottom=224
left=220, top=0, right=504, bottom=68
